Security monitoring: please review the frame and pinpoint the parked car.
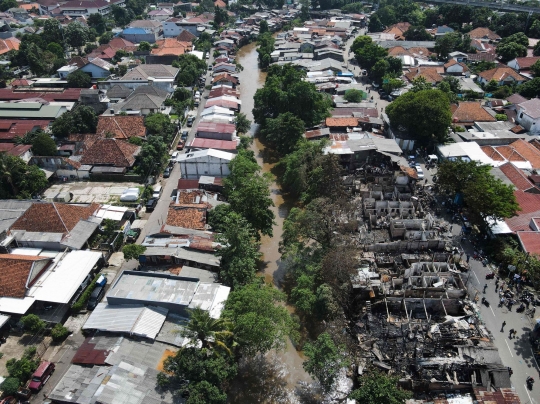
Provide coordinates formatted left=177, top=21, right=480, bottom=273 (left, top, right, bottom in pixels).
left=145, top=197, right=158, bottom=212
left=163, top=167, right=171, bottom=178
left=415, top=165, right=425, bottom=180
left=181, top=130, right=189, bottom=140
left=187, top=117, right=194, bottom=127
left=87, top=284, right=106, bottom=311
left=29, top=362, right=55, bottom=392
left=177, top=140, right=185, bottom=150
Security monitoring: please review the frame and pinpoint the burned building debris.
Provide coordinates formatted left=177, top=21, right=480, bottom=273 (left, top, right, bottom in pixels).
left=345, top=154, right=514, bottom=399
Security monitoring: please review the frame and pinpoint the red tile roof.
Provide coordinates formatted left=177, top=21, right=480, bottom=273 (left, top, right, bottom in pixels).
left=512, top=56, right=540, bottom=70
left=177, top=179, right=199, bottom=190
left=0, top=37, right=20, bottom=55
left=205, top=99, right=239, bottom=110
left=505, top=190, right=540, bottom=232
left=0, top=119, right=50, bottom=140
left=0, top=254, right=50, bottom=298
left=190, top=137, right=237, bottom=150
left=479, top=67, right=526, bottom=82
left=404, top=67, right=443, bottom=83
left=509, top=139, right=540, bottom=169
left=177, top=30, right=196, bottom=42
left=11, top=202, right=99, bottom=235
left=325, top=117, right=359, bottom=127
left=151, top=38, right=191, bottom=56
left=197, top=121, right=236, bottom=134
left=96, top=116, right=146, bottom=139
left=80, top=138, right=140, bottom=167
left=517, top=231, right=540, bottom=256
left=468, top=27, right=501, bottom=41
left=166, top=204, right=207, bottom=229
left=451, top=102, right=496, bottom=124
left=212, top=73, right=238, bottom=84
left=208, top=87, right=239, bottom=98
left=499, top=162, right=538, bottom=191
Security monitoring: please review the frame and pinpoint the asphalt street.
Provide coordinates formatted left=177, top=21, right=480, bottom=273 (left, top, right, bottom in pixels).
left=457, top=230, right=539, bottom=403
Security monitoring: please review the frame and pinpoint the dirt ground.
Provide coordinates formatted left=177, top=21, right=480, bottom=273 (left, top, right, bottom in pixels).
left=44, top=181, right=142, bottom=204
left=0, top=334, right=50, bottom=378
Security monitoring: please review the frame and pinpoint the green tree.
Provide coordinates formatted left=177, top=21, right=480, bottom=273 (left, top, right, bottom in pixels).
left=145, top=113, right=176, bottom=143
left=87, top=13, right=106, bottom=35
left=471, top=60, right=496, bottom=74
left=257, top=32, right=275, bottom=70
left=259, top=19, right=269, bottom=34
left=42, top=19, right=63, bottom=45
left=6, top=356, right=38, bottom=383
left=386, top=89, right=451, bottom=143
left=51, top=105, right=97, bottom=138
left=234, top=112, right=251, bottom=134
left=207, top=204, right=233, bottom=233
left=51, top=323, right=70, bottom=342
left=46, top=42, right=64, bottom=59
left=138, top=41, right=151, bottom=51
left=0, top=154, right=48, bottom=199
left=67, top=69, right=91, bottom=88
left=137, top=135, right=167, bottom=175
left=187, top=381, right=227, bottom=404
left=382, top=76, right=404, bottom=94
left=496, top=41, right=527, bottom=63
left=349, top=371, right=413, bottom=404
left=216, top=212, right=260, bottom=288
left=31, top=132, right=57, bottom=156
left=183, top=307, right=233, bottom=355
left=303, top=333, right=349, bottom=393
left=404, top=26, right=432, bottom=41
left=122, top=244, right=146, bottom=260
left=518, top=77, right=540, bottom=98
left=0, top=377, right=20, bottom=396
left=224, top=149, right=275, bottom=238
left=224, top=280, right=297, bottom=356
left=161, top=347, right=236, bottom=399
left=532, top=59, right=540, bottom=77
left=343, top=89, right=366, bottom=102
left=368, top=14, right=384, bottom=32
left=499, top=31, right=529, bottom=47
left=65, top=22, right=89, bottom=48
left=99, top=31, right=113, bottom=45
left=0, top=0, right=16, bottom=11
left=20, top=314, right=45, bottom=333
left=214, top=7, right=229, bottom=26
left=351, top=36, right=388, bottom=71
left=437, top=160, right=519, bottom=225
left=260, top=112, right=305, bottom=155
left=173, top=54, right=207, bottom=86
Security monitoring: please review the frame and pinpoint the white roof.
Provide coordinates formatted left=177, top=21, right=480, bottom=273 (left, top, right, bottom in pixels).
left=0, top=296, right=35, bottom=314
left=83, top=304, right=168, bottom=339
left=95, top=204, right=129, bottom=221
left=208, top=95, right=242, bottom=104
left=30, top=251, right=102, bottom=304
left=10, top=247, right=43, bottom=256
left=189, top=50, right=204, bottom=60
left=178, top=148, right=235, bottom=162
left=437, top=142, right=494, bottom=165
left=208, top=285, right=230, bottom=319
left=0, top=314, right=9, bottom=328
left=201, top=106, right=235, bottom=116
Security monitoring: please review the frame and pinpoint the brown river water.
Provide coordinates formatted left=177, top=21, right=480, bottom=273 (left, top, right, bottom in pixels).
left=229, top=41, right=312, bottom=400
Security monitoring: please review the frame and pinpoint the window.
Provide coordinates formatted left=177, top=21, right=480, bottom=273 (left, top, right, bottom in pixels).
left=520, top=113, right=524, bottom=119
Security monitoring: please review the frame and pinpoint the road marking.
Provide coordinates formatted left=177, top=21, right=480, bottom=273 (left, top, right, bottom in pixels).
left=505, top=339, right=514, bottom=357
left=524, top=384, right=533, bottom=403
left=490, top=306, right=496, bottom=317
left=473, top=271, right=479, bottom=283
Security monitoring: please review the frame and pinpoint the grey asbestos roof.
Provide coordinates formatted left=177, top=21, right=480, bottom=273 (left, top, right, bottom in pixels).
left=61, top=219, right=99, bottom=250
left=121, top=64, right=179, bottom=80
left=0, top=200, right=32, bottom=233
left=377, top=40, right=436, bottom=49
left=106, top=84, right=133, bottom=99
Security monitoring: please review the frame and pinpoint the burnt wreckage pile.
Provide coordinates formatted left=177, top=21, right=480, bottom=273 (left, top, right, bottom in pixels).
left=347, top=158, right=511, bottom=396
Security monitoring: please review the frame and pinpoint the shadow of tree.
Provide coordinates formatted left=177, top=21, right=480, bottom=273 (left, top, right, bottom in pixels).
left=227, top=353, right=294, bottom=403
left=511, top=326, right=536, bottom=371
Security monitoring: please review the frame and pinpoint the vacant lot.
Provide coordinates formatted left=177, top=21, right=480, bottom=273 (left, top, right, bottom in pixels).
left=44, top=181, right=142, bottom=204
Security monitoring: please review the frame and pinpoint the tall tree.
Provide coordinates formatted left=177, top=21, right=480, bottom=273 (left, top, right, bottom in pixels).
left=67, top=69, right=91, bottom=88
left=385, top=89, right=451, bottom=143
left=349, top=371, right=413, bottom=403
left=234, top=113, right=251, bottom=134
left=183, top=307, right=233, bottom=355
left=31, top=132, right=57, bottom=156
left=216, top=212, right=260, bottom=288
left=65, top=23, right=89, bottom=48
left=0, top=155, right=48, bottom=199
left=87, top=13, right=106, bottom=35
left=303, top=333, right=349, bottom=393
left=50, top=105, right=97, bottom=138
left=42, top=19, right=64, bottom=45
left=223, top=280, right=298, bottom=356
left=260, top=112, right=305, bottom=155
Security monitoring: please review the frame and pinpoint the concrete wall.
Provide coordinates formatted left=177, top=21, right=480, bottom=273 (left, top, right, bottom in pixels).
left=179, top=156, right=231, bottom=179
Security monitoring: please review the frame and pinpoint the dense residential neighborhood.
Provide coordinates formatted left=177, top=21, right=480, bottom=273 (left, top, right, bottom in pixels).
left=1, top=0, right=540, bottom=403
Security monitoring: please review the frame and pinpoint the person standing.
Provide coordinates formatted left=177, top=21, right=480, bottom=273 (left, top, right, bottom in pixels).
left=501, top=321, right=506, bottom=332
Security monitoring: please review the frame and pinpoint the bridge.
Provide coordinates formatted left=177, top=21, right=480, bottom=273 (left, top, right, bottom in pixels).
left=417, top=0, right=540, bottom=15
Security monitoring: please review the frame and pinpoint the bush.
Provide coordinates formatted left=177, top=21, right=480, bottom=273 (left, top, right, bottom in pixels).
left=496, top=113, right=507, bottom=121
left=0, top=377, right=20, bottom=395
left=6, top=356, right=38, bottom=382
left=23, top=346, right=36, bottom=359
left=51, top=323, right=70, bottom=343
left=20, top=314, right=45, bottom=333
left=71, top=274, right=100, bottom=312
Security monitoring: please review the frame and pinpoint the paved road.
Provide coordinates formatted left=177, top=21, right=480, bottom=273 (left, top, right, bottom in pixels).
left=457, top=231, right=539, bottom=403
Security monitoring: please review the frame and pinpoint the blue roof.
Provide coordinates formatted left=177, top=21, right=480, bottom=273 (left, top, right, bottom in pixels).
left=437, top=26, right=454, bottom=34
left=122, top=28, right=146, bottom=34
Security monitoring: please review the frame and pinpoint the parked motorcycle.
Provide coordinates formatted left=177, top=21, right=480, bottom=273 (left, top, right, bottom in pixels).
left=527, top=376, right=534, bottom=390
left=481, top=297, right=490, bottom=307
left=517, top=303, right=526, bottom=313
left=486, top=273, right=495, bottom=280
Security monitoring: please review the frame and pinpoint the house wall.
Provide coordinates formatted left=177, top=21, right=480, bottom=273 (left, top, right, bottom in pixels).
left=196, top=131, right=234, bottom=141
left=163, top=22, right=182, bottom=37
left=507, top=59, right=520, bottom=71
left=122, top=32, right=157, bottom=43
left=80, top=64, right=110, bottom=79
left=516, top=106, right=540, bottom=134
left=179, top=156, right=231, bottom=179
left=177, top=23, right=199, bottom=37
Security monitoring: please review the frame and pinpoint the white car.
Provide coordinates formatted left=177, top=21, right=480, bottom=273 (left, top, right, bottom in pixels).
left=415, top=165, right=425, bottom=180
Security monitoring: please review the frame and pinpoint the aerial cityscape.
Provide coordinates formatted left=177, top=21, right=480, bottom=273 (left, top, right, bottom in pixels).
left=0, top=0, right=540, bottom=403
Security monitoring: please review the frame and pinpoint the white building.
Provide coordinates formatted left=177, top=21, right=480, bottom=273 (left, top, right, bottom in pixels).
left=516, top=98, right=540, bottom=135
left=58, top=0, right=125, bottom=17
left=177, top=149, right=234, bottom=179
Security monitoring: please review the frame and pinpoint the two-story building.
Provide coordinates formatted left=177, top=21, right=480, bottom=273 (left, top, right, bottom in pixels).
left=516, top=98, right=540, bottom=135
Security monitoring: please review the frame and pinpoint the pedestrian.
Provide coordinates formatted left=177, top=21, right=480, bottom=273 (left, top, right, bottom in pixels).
left=501, top=321, right=506, bottom=332
left=509, top=328, right=515, bottom=339
left=495, top=285, right=499, bottom=293
left=508, top=301, right=513, bottom=311
left=466, top=254, right=470, bottom=263
left=513, top=329, right=518, bottom=338
left=483, top=284, right=487, bottom=294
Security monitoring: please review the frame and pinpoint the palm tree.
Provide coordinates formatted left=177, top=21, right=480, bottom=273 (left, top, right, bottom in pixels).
left=182, top=307, right=234, bottom=356
left=0, top=154, right=18, bottom=197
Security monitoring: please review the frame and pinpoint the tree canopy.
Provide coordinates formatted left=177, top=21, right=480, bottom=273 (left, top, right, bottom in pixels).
left=0, top=154, right=48, bottom=199
left=67, top=69, right=91, bottom=88
left=351, top=36, right=388, bottom=71
left=173, top=54, right=207, bottom=86
left=349, top=371, right=413, bottom=404
left=436, top=160, right=519, bottom=225
left=31, top=132, right=57, bottom=156
left=253, top=64, right=332, bottom=127
left=51, top=106, right=97, bottom=138
left=385, top=89, right=451, bottom=143
left=223, top=280, right=298, bottom=356
left=260, top=112, right=305, bottom=156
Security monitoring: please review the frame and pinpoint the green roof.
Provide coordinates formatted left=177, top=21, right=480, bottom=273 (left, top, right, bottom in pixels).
left=0, top=104, right=66, bottom=119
